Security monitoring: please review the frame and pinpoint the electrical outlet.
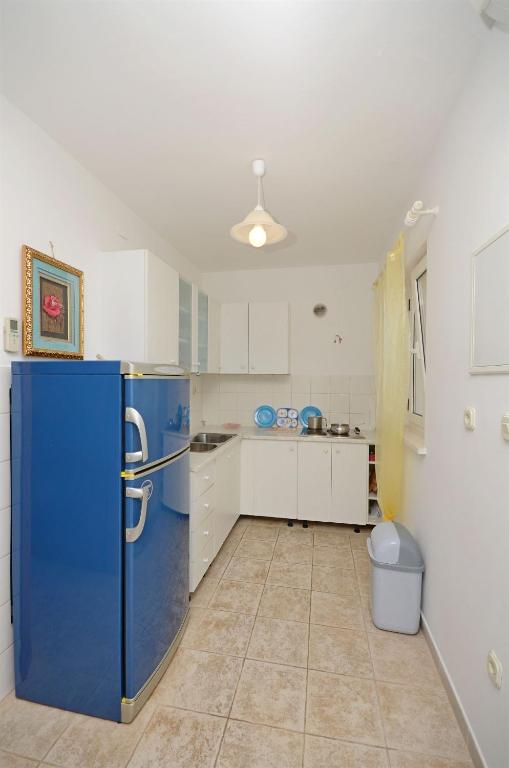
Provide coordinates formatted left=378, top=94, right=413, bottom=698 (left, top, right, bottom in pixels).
left=464, top=407, right=476, bottom=431
left=487, top=650, right=503, bottom=689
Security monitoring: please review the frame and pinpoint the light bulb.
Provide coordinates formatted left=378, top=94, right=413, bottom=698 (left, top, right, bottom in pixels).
left=248, top=224, right=267, bottom=248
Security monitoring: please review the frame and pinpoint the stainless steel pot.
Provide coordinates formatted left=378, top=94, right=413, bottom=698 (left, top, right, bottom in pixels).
left=307, top=415, right=328, bottom=432
left=329, top=422, right=350, bottom=436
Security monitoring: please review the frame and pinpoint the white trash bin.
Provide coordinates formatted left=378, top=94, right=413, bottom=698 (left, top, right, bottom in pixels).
left=367, top=521, right=424, bottom=634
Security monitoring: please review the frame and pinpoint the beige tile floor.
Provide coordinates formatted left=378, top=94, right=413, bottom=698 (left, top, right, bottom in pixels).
left=0, top=516, right=473, bottom=768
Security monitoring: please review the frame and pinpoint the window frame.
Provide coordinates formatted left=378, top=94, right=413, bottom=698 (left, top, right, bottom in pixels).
left=408, top=254, right=427, bottom=430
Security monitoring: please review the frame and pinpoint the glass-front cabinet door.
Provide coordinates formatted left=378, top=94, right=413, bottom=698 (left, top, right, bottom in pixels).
left=179, top=278, right=192, bottom=371
left=197, top=290, right=208, bottom=373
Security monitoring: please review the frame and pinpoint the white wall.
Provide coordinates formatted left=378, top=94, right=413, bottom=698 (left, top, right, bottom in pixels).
left=400, top=27, right=509, bottom=768
left=203, top=263, right=378, bottom=376
left=201, top=264, right=378, bottom=428
left=0, top=96, right=200, bottom=699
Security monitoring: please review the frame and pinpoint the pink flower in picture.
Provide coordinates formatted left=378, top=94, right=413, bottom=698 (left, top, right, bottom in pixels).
left=42, top=294, right=63, bottom=318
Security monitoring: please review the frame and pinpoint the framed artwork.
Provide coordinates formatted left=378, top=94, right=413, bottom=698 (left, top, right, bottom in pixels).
left=22, top=245, right=84, bottom=359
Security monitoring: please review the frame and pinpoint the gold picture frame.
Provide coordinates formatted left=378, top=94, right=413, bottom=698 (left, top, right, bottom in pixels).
left=22, top=245, right=84, bottom=359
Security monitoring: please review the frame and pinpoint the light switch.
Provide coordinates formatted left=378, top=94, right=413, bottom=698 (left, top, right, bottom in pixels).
left=501, top=414, right=509, bottom=442
left=464, top=407, right=476, bottom=431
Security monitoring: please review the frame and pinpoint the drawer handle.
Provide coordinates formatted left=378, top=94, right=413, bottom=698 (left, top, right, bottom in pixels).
left=203, top=502, right=210, bottom=509
left=203, top=475, right=211, bottom=481
left=203, top=530, right=210, bottom=536
left=323, top=448, right=329, bottom=454
left=203, top=557, right=209, bottom=564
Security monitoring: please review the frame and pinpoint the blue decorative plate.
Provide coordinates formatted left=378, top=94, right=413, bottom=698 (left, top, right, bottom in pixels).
left=254, top=405, right=277, bottom=428
left=299, top=405, right=322, bottom=427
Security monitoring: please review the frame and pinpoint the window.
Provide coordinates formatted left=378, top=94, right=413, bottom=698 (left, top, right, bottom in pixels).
left=408, top=255, right=427, bottom=428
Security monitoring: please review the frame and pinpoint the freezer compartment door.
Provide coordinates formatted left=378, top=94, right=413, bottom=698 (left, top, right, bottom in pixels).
left=124, top=450, right=190, bottom=700
left=124, top=377, right=190, bottom=472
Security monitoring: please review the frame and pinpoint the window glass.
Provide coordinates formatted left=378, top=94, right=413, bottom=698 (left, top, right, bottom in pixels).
left=412, top=315, right=425, bottom=417
left=417, top=269, right=427, bottom=367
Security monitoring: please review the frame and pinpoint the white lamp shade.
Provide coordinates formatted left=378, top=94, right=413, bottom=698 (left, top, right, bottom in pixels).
left=230, top=207, right=287, bottom=246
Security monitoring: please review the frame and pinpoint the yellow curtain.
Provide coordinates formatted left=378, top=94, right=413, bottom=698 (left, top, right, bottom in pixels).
left=373, top=234, right=409, bottom=521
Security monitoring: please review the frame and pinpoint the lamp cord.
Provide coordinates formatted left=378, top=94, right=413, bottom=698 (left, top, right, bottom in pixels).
left=257, top=176, right=265, bottom=210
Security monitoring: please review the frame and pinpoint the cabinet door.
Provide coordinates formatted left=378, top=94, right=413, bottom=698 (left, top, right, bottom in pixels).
left=215, top=442, right=241, bottom=553
left=179, top=278, right=193, bottom=370
left=208, top=298, right=221, bottom=374
left=252, top=440, right=297, bottom=520
left=220, top=303, right=249, bottom=373
left=145, top=251, right=179, bottom=364
left=98, top=250, right=146, bottom=360
left=197, top=290, right=209, bottom=373
left=249, top=302, right=289, bottom=374
left=297, top=442, right=331, bottom=522
left=331, top=444, right=368, bottom=525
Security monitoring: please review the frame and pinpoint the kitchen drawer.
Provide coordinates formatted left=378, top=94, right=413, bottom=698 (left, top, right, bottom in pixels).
left=190, top=485, right=215, bottom=532
left=191, top=461, right=216, bottom=500
left=190, top=534, right=215, bottom=592
left=190, top=510, right=213, bottom=560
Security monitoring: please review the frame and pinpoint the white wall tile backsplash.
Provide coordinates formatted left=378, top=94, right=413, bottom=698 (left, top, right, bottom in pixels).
left=200, top=373, right=375, bottom=429
left=0, top=366, right=12, bottom=701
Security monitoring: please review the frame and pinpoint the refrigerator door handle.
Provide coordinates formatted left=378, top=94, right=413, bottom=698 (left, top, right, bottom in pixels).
left=125, top=485, right=149, bottom=543
left=125, top=407, right=149, bottom=464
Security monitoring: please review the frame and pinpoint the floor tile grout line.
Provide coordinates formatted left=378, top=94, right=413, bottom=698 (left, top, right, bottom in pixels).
left=302, top=524, right=313, bottom=768
left=362, top=557, right=389, bottom=754
left=123, top=700, right=162, bottom=768
left=212, top=514, right=280, bottom=767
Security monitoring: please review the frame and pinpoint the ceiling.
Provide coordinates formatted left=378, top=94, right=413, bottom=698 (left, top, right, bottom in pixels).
left=0, top=1, right=484, bottom=271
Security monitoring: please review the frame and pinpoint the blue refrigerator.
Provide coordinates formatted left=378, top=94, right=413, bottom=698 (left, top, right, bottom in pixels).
left=11, top=360, right=190, bottom=722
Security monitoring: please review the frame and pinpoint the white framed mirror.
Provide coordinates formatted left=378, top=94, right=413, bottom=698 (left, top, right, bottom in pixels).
left=470, top=224, right=509, bottom=374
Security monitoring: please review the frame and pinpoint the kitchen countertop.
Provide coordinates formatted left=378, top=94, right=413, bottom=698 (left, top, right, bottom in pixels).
left=189, top=426, right=375, bottom=472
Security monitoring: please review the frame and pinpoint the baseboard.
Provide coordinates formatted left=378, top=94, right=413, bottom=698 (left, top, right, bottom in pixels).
left=420, top=613, right=487, bottom=768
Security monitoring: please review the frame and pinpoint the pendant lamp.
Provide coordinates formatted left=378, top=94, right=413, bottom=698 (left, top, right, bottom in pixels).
left=230, top=159, right=287, bottom=248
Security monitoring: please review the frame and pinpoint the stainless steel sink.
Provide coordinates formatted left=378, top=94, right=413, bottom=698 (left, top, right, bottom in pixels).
left=192, top=433, right=235, bottom=444
left=190, top=442, right=218, bottom=453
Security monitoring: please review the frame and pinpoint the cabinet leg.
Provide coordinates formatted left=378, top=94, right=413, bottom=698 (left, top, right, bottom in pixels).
left=287, top=520, right=293, bottom=527
left=302, top=521, right=309, bottom=528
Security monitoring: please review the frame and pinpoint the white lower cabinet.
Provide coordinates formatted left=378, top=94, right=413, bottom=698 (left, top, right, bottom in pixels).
left=331, top=443, right=368, bottom=525
left=215, top=442, right=241, bottom=551
left=189, top=439, right=241, bottom=591
left=242, top=439, right=298, bottom=520
left=297, top=442, right=332, bottom=522
left=241, top=438, right=368, bottom=526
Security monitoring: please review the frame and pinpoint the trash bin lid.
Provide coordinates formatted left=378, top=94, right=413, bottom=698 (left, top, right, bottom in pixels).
left=368, top=521, right=424, bottom=572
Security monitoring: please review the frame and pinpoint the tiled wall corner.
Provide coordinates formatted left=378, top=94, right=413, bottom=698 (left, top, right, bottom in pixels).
left=200, top=374, right=375, bottom=429
left=0, top=366, right=12, bottom=701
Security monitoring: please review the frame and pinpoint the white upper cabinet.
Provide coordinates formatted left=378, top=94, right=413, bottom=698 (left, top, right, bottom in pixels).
left=179, top=277, right=193, bottom=371
left=145, top=251, right=179, bottom=365
left=331, top=443, right=368, bottom=525
left=249, top=301, right=289, bottom=374
left=220, top=302, right=249, bottom=374
left=97, top=249, right=179, bottom=364
left=208, top=297, right=221, bottom=374
left=196, top=289, right=209, bottom=374
left=219, top=301, right=289, bottom=374
left=297, top=441, right=332, bottom=523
